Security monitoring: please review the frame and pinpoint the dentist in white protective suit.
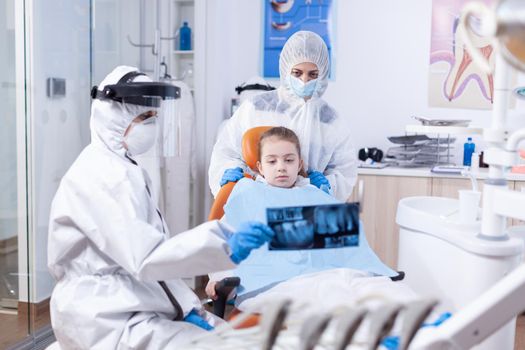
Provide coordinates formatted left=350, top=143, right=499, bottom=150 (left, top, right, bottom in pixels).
left=209, top=31, right=358, bottom=201
left=47, top=66, right=274, bottom=349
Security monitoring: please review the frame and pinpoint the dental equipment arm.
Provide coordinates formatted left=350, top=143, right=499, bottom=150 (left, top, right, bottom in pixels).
left=410, top=263, right=525, bottom=349
left=409, top=2, right=525, bottom=348
left=261, top=299, right=291, bottom=350
left=366, top=303, right=403, bottom=350
left=399, top=299, right=439, bottom=350
left=333, top=307, right=367, bottom=350
left=299, top=313, right=333, bottom=350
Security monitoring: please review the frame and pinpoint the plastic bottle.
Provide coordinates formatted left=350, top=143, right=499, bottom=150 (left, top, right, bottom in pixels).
left=179, top=21, right=191, bottom=51
left=463, top=137, right=476, bottom=166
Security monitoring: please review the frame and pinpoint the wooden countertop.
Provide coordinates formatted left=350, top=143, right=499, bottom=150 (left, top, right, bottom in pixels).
left=358, top=167, right=525, bottom=182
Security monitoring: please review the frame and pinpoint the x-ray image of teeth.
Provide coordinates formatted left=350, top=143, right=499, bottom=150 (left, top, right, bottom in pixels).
left=267, top=203, right=360, bottom=250
left=271, top=0, right=295, bottom=14
left=272, top=21, right=292, bottom=31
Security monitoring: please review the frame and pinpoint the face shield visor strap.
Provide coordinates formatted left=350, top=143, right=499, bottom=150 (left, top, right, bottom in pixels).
left=91, top=82, right=180, bottom=107
left=235, top=83, right=276, bottom=95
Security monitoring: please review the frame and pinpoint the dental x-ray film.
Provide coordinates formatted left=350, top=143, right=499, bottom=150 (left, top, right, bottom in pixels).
left=267, top=203, right=360, bottom=250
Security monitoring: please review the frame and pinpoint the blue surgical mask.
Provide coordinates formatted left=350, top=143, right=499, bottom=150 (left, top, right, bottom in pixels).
left=288, top=75, right=318, bottom=98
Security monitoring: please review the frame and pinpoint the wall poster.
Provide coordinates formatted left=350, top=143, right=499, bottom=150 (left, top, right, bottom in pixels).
left=428, top=0, right=509, bottom=109
left=263, top=0, right=334, bottom=78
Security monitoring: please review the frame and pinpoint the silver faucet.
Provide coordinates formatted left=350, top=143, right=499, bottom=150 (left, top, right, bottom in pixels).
left=461, top=169, right=479, bottom=192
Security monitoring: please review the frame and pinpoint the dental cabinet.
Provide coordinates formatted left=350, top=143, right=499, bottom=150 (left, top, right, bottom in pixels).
left=350, top=168, right=525, bottom=268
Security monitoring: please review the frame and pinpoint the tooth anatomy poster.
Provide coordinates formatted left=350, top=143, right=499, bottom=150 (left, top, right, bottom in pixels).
left=428, top=0, right=510, bottom=109
left=263, top=0, right=334, bottom=78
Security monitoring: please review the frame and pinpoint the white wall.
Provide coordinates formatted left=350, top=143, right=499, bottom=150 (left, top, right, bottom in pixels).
left=92, top=0, right=142, bottom=85
left=198, top=0, right=265, bottom=216
left=200, top=0, right=525, bottom=190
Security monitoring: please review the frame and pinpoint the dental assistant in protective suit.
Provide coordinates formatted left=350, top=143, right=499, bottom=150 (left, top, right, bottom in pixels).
left=47, top=66, right=274, bottom=349
left=209, top=31, right=357, bottom=201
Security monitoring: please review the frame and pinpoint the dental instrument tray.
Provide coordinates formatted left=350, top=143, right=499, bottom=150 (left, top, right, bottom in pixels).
left=412, top=116, right=471, bottom=127
left=386, top=134, right=455, bottom=167
left=427, top=137, right=456, bottom=145
left=387, top=135, right=430, bottom=145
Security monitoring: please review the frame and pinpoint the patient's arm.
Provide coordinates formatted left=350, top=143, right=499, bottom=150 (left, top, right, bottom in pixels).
left=205, top=280, right=219, bottom=300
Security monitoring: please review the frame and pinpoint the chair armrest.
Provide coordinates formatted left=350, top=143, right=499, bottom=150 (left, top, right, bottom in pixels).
left=213, top=277, right=241, bottom=318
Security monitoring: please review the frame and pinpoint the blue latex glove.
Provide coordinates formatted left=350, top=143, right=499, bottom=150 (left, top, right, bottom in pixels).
left=380, top=312, right=452, bottom=349
left=308, top=170, right=331, bottom=193
left=220, top=167, right=244, bottom=187
left=183, top=309, right=214, bottom=331
left=381, top=336, right=399, bottom=349
left=227, top=221, right=274, bottom=264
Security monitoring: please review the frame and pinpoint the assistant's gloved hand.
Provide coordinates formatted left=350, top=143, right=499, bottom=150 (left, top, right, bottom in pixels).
left=183, top=309, right=214, bottom=331
left=220, top=167, right=244, bottom=187
left=308, top=170, right=331, bottom=193
left=227, top=221, right=274, bottom=264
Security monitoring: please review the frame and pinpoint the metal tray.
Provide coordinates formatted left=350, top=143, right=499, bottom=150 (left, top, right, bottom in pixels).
left=412, top=116, right=471, bottom=127
left=387, top=135, right=430, bottom=145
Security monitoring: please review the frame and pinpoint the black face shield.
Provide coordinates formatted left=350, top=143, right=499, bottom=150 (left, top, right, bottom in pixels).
left=90, top=71, right=180, bottom=107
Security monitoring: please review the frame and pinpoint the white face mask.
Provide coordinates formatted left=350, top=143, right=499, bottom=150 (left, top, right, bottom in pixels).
left=124, top=118, right=157, bottom=156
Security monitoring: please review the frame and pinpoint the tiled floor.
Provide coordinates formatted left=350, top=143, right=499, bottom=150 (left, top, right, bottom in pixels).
left=0, top=249, right=18, bottom=309
left=0, top=305, right=52, bottom=349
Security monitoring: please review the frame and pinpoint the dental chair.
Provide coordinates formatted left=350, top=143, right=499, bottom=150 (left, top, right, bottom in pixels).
left=207, top=126, right=272, bottom=323
left=208, top=126, right=272, bottom=221
left=207, top=126, right=405, bottom=323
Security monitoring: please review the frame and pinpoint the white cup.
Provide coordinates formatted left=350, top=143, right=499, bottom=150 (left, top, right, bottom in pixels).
left=459, top=190, right=482, bottom=223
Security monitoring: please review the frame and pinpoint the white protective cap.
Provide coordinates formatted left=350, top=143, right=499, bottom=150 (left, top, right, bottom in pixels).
left=279, top=31, right=330, bottom=98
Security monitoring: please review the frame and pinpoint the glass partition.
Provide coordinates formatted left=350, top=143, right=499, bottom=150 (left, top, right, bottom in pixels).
left=0, top=1, right=156, bottom=347
left=31, top=0, right=91, bottom=310
left=0, top=0, right=30, bottom=347
left=1, top=0, right=93, bottom=347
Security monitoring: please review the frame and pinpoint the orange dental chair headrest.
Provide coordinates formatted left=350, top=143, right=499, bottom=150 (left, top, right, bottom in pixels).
left=208, top=126, right=273, bottom=221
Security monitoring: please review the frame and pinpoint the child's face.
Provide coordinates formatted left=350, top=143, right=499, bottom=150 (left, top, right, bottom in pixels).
left=256, top=137, right=303, bottom=188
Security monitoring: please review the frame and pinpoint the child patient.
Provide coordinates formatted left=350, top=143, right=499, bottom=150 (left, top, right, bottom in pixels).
left=254, top=126, right=309, bottom=188
left=206, top=127, right=415, bottom=313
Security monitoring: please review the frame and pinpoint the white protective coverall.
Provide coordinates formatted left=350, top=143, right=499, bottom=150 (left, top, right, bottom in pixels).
left=209, top=31, right=357, bottom=201
left=47, top=66, right=236, bottom=349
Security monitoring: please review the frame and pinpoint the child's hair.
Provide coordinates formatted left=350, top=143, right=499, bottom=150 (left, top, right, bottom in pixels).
left=258, top=126, right=307, bottom=176
left=258, top=127, right=301, bottom=159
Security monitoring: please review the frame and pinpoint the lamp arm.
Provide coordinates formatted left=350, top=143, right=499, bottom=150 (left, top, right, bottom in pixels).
left=506, top=127, right=525, bottom=152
